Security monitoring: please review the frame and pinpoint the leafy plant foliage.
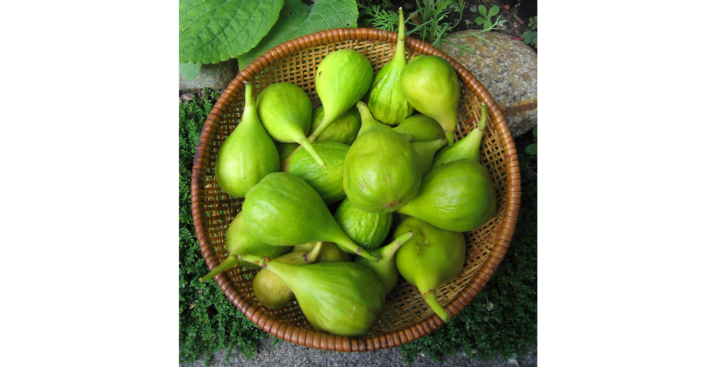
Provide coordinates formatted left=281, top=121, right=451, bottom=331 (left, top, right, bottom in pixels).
left=180, top=62, right=202, bottom=82
left=522, top=16, right=537, bottom=48
left=180, top=91, right=265, bottom=365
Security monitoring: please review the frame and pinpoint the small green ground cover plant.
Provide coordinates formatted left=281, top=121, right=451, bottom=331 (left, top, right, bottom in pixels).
left=522, top=16, right=537, bottom=48
left=179, top=92, right=536, bottom=364
left=180, top=90, right=265, bottom=365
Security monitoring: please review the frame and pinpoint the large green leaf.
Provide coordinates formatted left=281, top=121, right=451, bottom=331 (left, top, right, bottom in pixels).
left=237, top=0, right=358, bottom=69
left=180, top=62, right=202, bottom=82
left=179, top=0, right=284, bottom=64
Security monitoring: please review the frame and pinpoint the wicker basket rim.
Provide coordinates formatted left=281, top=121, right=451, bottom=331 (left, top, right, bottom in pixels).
left=190, top=27, right=522, bottom=352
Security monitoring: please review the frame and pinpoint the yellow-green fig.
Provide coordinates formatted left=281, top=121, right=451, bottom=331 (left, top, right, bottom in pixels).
left=367, top=8, right=413, bottom=125
left=311, top=105, right=361, bottom=145
left=286, top=141, right=349, bottom=204
left=199, top=213, right=292, bottom=283
left=392, top=114, right=445, bottom=142
left=276, top=141, right=299, bottom=162
left=394, top=217, right=465, bottom=322
left=343, top=103, right=421, bottom=213
left=309, top=49, right=373, bottom=142
left=252, top=243, right=323, bottom=310
left=333, top=198, right=393, bottom=251
left=396, top=160, right=496, bottom=232
left=257, top=82, right=325, bottom=168
left=215, top=82, right=279, bottom=198
left=400, top=55, right=460, bottom=145
left=240, top=254, right=385, bottom=337
left=243, top=172, right=378, bottom=261
left=433, top=102, right=488, bottom=168
left=355, top=231, right=413, bottom=294
left=293, top=241, right=353, bottom=263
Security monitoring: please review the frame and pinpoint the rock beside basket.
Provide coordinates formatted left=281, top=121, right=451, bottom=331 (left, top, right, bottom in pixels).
left=442, top=31, right=537, bottom=138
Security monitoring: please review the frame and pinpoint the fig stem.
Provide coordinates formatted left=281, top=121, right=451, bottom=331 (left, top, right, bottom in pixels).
left=305, top=241, right=323, bottom=263
left=382, top=231, right=413, bottom=260
left=395, top=8, right=406, bottom=66
left=335, top=237, right=378, bottom=262
left=423, top=290, right=451, bottom=322
left=298, top=138, right=326, bottom=168
left=478, top=102, right=488, bottom=132
left=200, top=255, right=240, bottom=282
left=239, top=254, right=270, bottom=268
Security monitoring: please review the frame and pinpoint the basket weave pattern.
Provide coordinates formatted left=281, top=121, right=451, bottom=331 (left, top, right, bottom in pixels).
left=191, top=28, right=521, bottom=352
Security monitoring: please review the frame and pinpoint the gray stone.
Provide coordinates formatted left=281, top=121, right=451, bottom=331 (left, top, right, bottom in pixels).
left=179, top=59, right=238, bottom=90
left=470, top=5, right=478, bottom=12
left=442, top=31, right=537, bottom=137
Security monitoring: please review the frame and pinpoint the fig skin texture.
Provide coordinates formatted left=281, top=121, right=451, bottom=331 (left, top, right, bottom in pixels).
left=243, top=172, right=378, bottom=261
left=252, top=243, right=322, bottom=310
left=400, top=55, right=460, bottom=145
left=367, top=8, right=413, bottom=125
left=287, top=141, right=350, bottom=204
left=333, top=198, right=393, bottom=251
left=215, top=82, right=279, bottom=198
left=394, top=217, right=466, bottom=322
left=257, top=82, right=325, bottom=168
left=311, top=49, right=373, bottom=142
left=396, top=159, right=496, bottom=232
left=343, top=103, right=422, bottom=213
left=310, top=105, right=361, bottom=145
left=241, top=254, right=386, bottom=337
left=392, top=114, right=445, bottom=142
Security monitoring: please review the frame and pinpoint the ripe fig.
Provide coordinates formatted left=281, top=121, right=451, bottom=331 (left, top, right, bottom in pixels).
left=392, top=114, right=445, bottom=142
left=252, top=243, right=323, bottom=310
left=433, top=102, right=488, bottom=168
left=394, top=217, right=465, bottom=322
left=396, top=160, right=496, bottom=232
left=257, top=82, right=325, bottom=168
left=276, top=142, right=299, bottom=162
left=240, top=254, right=386, bottom=337
left=413, top=138, right=448, bottom=177
left=355, top=231, right=414, bottom=294
left=343, top=103, right=421, bottom=213
left=199, top=213, right=292, bottom=283
left=286, top=141, right=349, bottom=204
left=311, top=105, right=361, bottom=145
left=243, top=172, right=378, bottom=261
left=293, top=241, right=353, bottom=263
left=400, top=55, right=460, bottom=145
left=367, top=8, right=413, bottom=125
left=310, top=49, right=373, bottom=141
left=215, top=82, right=279, bottom=198
left=333, top=198, right=393, bottom=251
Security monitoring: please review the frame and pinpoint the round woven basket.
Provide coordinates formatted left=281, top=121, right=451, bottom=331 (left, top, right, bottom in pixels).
left=191, top=28, right=521, bottom=352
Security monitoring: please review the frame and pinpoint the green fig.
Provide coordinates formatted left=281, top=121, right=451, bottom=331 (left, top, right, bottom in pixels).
left=343, top=103, right=421, bottom=213
left=293, top=241, right=353, bottom=263
left=400, top=55, right=460, bottom=145
left=309, top=49, right=373, bottom=142
left=311, top=105, right=361, bottom=145
left=252, top=243, right=323, bottom=310
left=355, top=101, right=391, bottom=138
left=215, top=82, right=280, bottom=198
left=433, top=102, right=488, bottom=168
left=394, top=217, right=465, bottom=322
left=243, top=172, right=377, bottom=261
left=333, top=198, right=393, bottom=251
left=367, top=8, right=413, bottom=125
left=257, top=82, right=325, bottom=168
left=355, top=231, right=413, bottom=294
left=199, top=212, right=293, bottom=282
left=413, top=138, right=448, bottom=177
left=286, top=141, right=349, bottom=204
left=276, top=142, right=299, bottom=162
left=392, top=114, right=445, bottom=142
left=240, top=254, right=385, bottom=337
left=396, top=160, right=496, bottom=232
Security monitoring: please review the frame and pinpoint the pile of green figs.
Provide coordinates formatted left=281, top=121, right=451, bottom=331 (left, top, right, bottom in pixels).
left=201, top=9, right=496, bottom=338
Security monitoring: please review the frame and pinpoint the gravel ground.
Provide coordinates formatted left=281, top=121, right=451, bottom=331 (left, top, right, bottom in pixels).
left=184, top=336, right=536, bottom=366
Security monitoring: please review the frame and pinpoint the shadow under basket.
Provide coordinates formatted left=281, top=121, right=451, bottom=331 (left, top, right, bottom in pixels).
left=191, top=28, right=521, bottom=352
